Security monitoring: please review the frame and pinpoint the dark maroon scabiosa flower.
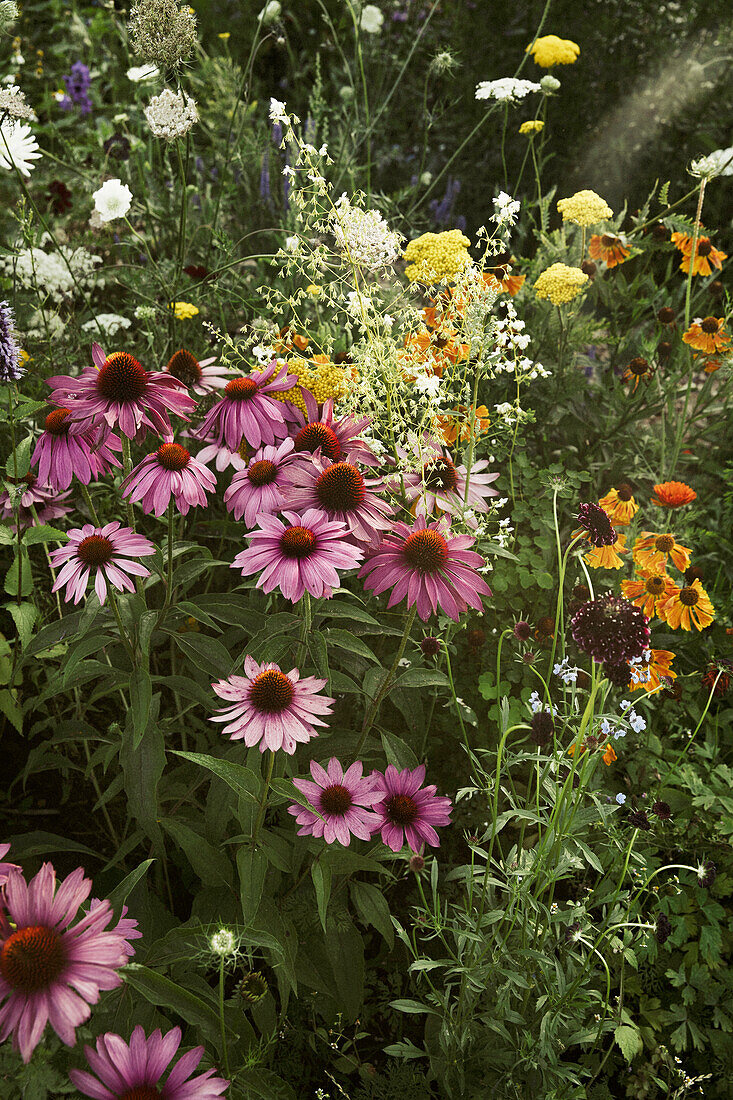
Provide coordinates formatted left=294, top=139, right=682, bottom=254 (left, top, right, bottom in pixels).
left=701, top=659, right=732, bottom=697
left=420, top=636, right=441, bottom=657
left=530, top=711, right=554, bottom=746
left=655, top=912, right=672, bottom=944
left=603, top=662, right=632, bottom=690
left=574, top=502, right=617, bottom=547
left=698, top=860, right=716, bottom=888
left=628, top=809, right=651, bottom=831
left=102, top=133, right=130, bottom=160
left=183, top=264, right=211, bottom=281
left=47, top=179, right=73, bottom=214
left=570, top=595, right=650, bottom=665
left=513, top=620, right=532, bottom=641
left=651, top=801, right=672, bottom=820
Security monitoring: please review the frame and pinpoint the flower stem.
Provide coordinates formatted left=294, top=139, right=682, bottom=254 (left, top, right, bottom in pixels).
left=164, top=497, right=175, bottom=610
left=218, top=956, right=231, bottom=1079
left=684, top=180, right=706, bottom=330
left=298, top=590, right=312, bottom=666
left=79, top=482, right=101, bottom=526
left=251, top=751, right=275, bottom=848
left=354, top=604, right=417, bottom=759
left=120, top=436, right=136, bottom=530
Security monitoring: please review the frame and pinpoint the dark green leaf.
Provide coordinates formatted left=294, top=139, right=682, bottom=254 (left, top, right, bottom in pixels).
left=170, top=631, right=233, bottom=678
left=171, top=750, right=260, bottom=803
left=237, top=846, right=268, bottom=925
left=130, top=666, right=153, bottom=749
left=122, top=965, right=223, bottom=1051
left=350, top=880, right=394, bottom=948
left=161, top=819, right=233, bottom=887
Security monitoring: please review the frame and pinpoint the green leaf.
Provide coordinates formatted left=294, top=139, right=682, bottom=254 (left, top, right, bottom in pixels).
left=122, top=965, right=224, bottom=1051
left=130, top=666, right=153, bottom=749
left=161, top=819, right=233, bottom=887
left=5, top=549, right=31, bottom=597
left=171, top=750, right=260, bottom=803
left=62, top=632, right=114, bottom=688
left=350, top=880, right=394, bottom=949
left=311, top=861, right=331, bottom=933
left=177, top=600, right=224, bottom=633
left=324, top=628, right=379, bottom=663
left=120, top=696, right=164, bottom=848
left=237, top=846, right=268, bottom=925
left=7, top=601, right=36, bottom=647
left=236, top=1069, right=296, bottom=1100
left=381, top=730, right=419, bottom=771
left=23, top=610, right=85, bottom=658
left=23, top=525, right=67, bottom=546
left=5, top=434, right=32, bottom=478
left=614, top=1023, right=642, bottom=1064
left=7, top=830, right=100, bottom=861
left=390, top=999, right=441, bottom=1015
left=0, top=688, right=22, bottom=731
left=107, top=859, right=154, bottom=912
left=138, top=611, right=159, bottom=657
left=170, top=631, right=233, bottom=678
left=395, top=667, right=449, bottom=689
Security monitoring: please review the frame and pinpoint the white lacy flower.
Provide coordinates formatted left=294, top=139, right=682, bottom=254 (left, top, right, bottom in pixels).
left=360, top=4, right=384, bottom=33
left=493, top=191, right=520, bottom=226
left=126, top=64, right=159, bottom=82
left=475, top=78, right=541, bottom=103
left=0, top=119, right=41, bottom=176
left=3, top=242, right=102, bottom=303
left=92, top=178, right=132, bottom=222
left=331, top=194, right=401, bottom=271
left=144, top=88, right=198, bottom=141
left=0, top=85, right=35, bottom=121
left=82, top=313, right=131, bottom=337
left=269, top=97, right=289, bottom=125
left=689, top=147, right=733, bottom=180
left=257, top=0, right=281, bottom=22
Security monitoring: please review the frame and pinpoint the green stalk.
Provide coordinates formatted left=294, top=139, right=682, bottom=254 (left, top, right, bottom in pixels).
left=353, top=605, right=417, bottom=759
left=251, top=751, right=275, bottom=848
left=684, top=179, right=706, bottom=330
left=218, top=956, right=231, bottom=1079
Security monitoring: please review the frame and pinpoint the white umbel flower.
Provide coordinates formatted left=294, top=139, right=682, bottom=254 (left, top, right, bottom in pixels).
left=331, top=194, right=402, bottom=271
left=92, top=178, right=133, bottom=222
left=475, top=78, right=541, bottom=103
left=0, top=119, right=41, bottom=176
left=81, top=313, right=131, bottom=336
left=144, top=87, right=198, bottom=141
left=360, top=4, right=384, bottom=33
left=0, top=85, right=35, bottom=120
left=126, top=64, right=160, bottom=82
left=257, top=1, right=281, bottom=22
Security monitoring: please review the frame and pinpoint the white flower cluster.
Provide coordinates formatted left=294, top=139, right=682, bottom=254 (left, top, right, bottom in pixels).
left=620, top=700, right=646, bottom=733
left=492, top=191, right=520, bottom=226
left=144, top=88, right=198, bottom=141
left=360, top=4, right=384, bottom=33
left=3, top=243, right=102, bottom=302
left=689, top=146, right=733, bottom=180
left=82, top=313, right=131, bottom=336
left=475, top=78, right=541, bottom=103
left=493, top=300, right=551, bottom=381
left=0, top=118, right=40, bottom=176
left=331, top=194, right=402, bottom=271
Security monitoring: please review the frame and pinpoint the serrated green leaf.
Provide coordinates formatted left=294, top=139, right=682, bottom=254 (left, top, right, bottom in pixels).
left=170, top=631, right=233, bottom=678
left=23, top=525, right=67, bottom=546
left=7, top=601, right=36, bottom=647
left=6, top=434, right=32, bottom=478
left=122, top=965, right=224, bottom=1051
left=614, top=1023, right=642, bottom=1063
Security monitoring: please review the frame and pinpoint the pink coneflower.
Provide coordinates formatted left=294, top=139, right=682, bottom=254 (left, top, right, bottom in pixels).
left=224, top=437, right=300, bottom=525
left=193, top=431, right=248, bottom=473
left=69, top=1025, right=229, bottom=1100
left=359, top=515, right=491, bottom=621
left=398, top=443, right=500, bottom=522
left=284, top=458, right=393, bottom=547
left=46, top=342, right=196, bottom=441
left=231, top=508, right=363, bottom=602
left=0, top=473, right=72, bottom=531
left=289, top=390, right=379, bottom=466
left=88, top=900, right=141, bottom=958
left=195, top=361, right=296, bottom=451
left=165, top=347, right=230, bottom=395
left=288, top=758, right=384, bottom=846
left=371, top=764, right=452, bottom=853
left=0, top=843, right=19, bottom=887
left=0, top=864, right=134, bottom=1063
left=120, top=441, right=217, bottom=516
left=49, top=522, right=155, bottom=605
left=31, top=407, right=122, bottom=491
left=210, top=656, right=335, bottom=754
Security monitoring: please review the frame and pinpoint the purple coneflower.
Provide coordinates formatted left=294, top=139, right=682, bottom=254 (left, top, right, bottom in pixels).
left=371, top=764, right=452, bottom=853
left=289, top=390, right=379, bottom=466
left=194, top=432, right=248, bottom=473
left=46, top=342, right=196, bottom=441
left=69, top=1025, right=228, bottom=1100
left=120, top=441, right=216, bottom=516
left=195, top=361, right=296, bottom=451
left=31, top=407, right=122, bottom=491
left=231, top=508, right=363, bottom=602
left=0, top=864, right=134, bottom=1063
left=49, top=522, right=155, bottom=605
left=285, top=458, right=393, bottom=546
left=288, top=758, right=384, bottom=846
left=164, top=347, right=230, bottom=395
left=210, top=656, right=335, bottom=754
left=359, top=515, right=491, bottom=621
left=0, top=843, right=19, bottom=887
left=88, top=900, right=141, bottom=958
left=398, top=443, right=500, bottom=523
left=0, top=473, right=72, bottom=531
left=224, top=437, right=299, bottom=525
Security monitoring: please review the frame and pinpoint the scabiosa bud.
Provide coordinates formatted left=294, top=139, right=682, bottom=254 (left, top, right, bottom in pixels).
left=513, top=620, right=532, bottom=641
left=652, top=800, right=672, bottom=820
left=571, top=595, right=650, bottom=665
left=698, top=860, right=716, bottom=888
left=0, top=301, right=23, bottom=382
left=575, top=502, right=616, bottom=547
left=604, top=662, right=632, bottom=689
left=655, top=912, right=672, bottom=944
left=657, top=306, right=676, bottom=325
left=240, top=970, right=268, bottom=1002
left=564, top=920, right=582, bottom=943
left=628, top=809, right=651, bottom=830
left=409, top=853, right=426, bottom=873
left=536, top=615, right=555, bottom=637
left=701, top=659, right=732, bottom=697
left=530, top=710, right=554, bottom=746
left=420, top=636, right=441, bottom=658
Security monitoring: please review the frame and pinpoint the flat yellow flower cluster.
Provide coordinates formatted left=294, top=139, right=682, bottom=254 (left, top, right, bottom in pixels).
left=527, top=35, right=580, bottom=67
left=170, top=301, right=199, bottom=320
left=404, top=230, right=471, bottom=284
left=270, top=358, right=349, bottom=412
left=557, top=189, right=613, bottom=227
left=519, top=120, right=545, bottom=135
left=534, top=263, right=589, bottom=305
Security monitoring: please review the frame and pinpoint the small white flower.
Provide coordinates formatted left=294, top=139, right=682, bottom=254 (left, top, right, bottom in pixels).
left=0, top=119, right=41, bottom=177
left=257, top=0, right=281, bottom=22
left=284, top=235, right=299, bottom=252
left=493, top=191, right=520, bottom=226
left=126, top=64, right=160, bottom=82
left=475, top=77, right=541, bottom=103
left=413, top=373, right=441, bottom=398
left=144, top=88, right=198, bottom=141
left=209, top=928, right=237, bottom=957
left=689, top=147, right=733, bottom=180
left=360, top=4, right=384, bottom=34
left=92, top=178, right=132, bottom=223
left=82, top=313, right=131, bottom=337
left=269, top=97, right=289, bottom=125
left=252, top=344, right=273, bottom=364
left=540, top=74, right=561, bottom=93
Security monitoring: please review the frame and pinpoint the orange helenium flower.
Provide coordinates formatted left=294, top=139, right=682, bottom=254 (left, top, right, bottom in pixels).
left=652, top=481, right=697, bottom=508
left=583, top=532, right=628, bottom=570
left=438, top=404, right=490, bottom=445
left=628, top=649, right=676, bottom=694
left=671, top=232, right=727, bottom=276
left=482, top=270, right=526, bottom=296
left=658, top=578, right=715, bottom=631
left=588, top=234, right=631, bottom=268
left=602, top=743, right=617, bottom=766
left=621, top=571, right=676, bottom=619
left=622, top=357, right=654, bottom=391
left=682, top=316, right=731, bottom=356
left=633, top=532, right=691, bottom=573
left=599, top=485, right=638, bottom=525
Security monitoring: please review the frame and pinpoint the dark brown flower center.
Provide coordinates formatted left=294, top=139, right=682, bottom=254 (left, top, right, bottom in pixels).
left=315, top=462, right=366, bottom=512
left=156, top=443, right=190, bottom=471
left=384, top=793, right=419, bottom=826
left=248, top=669, right=294, bottom=713
left=120, top=1089, right=162, bottom=1100
left=402, top=529, right=449, bottom=573
left=166, top=348, right=202, bottom=386
left=294, top=422, right=343, bottom=462
left=423, top=457, right=458, bottom=492
left=628, top=357, right=650, bottom=376
left=225, top=377, right=259, bottom=401
left=44, top=407, right=71, bottom=435
left=616, top=483, right=633, bottom=501
left=320, top=784, right=353, bottom=816
left=701, top=316, right=720, bottom=334
left=696, top=238, right=712, bottom=257
left=654, top=534, right=675, bottom=553
left=96, top=353, right=147, bottom=403
left=679, top=586, right=699, bottom=607
left=600, top=234, right=618, bottom=248
left=645, top=575, right=666, bottom=595
left=247, top=459, right=278, bottom=486
left=280, top=526, right=317, bottom=559
left=657, top=307, right=675, bottom=324
left=77, top=534, right=115, bottom=567
left=0, top=925, right=67, bottom=992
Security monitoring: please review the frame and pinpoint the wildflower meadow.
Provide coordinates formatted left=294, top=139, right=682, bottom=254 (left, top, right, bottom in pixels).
left=1, top=1, right=732, bottom=1097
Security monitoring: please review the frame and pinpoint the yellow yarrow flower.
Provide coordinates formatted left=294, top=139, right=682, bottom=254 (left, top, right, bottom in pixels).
left=519, top=120, right=545, bottom=135
left=557, top=189, right=613, bottom=227
left=270, top=357, right=351, bottom=413
left=306, top=284, right=322, bottom=296
left=526, top=35, right=580, bottom=68
left=404, top=230, right=471, bottom=284
left=534, top=263, right=589, bottom=305
left=170, top=301, right=199, bottom=320
left=218, top=32, right=231, bottom=39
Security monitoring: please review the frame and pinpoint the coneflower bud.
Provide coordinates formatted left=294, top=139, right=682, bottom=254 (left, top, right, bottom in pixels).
left=420, top=636, right=441, bottom=658
left=657, top=306, right=676, bottom=325
left=240, top=971, right=268, bottom=1002
left=409, top=853, right=425, bottom=873
left=513, top=620, right=532, bottom=641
